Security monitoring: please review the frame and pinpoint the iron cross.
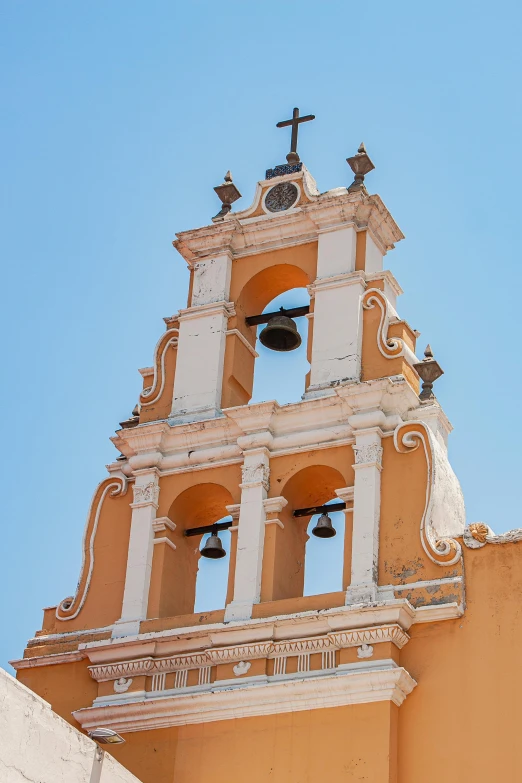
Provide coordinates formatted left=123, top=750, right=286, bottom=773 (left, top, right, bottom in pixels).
left=276, top=107, right=315, bottom=163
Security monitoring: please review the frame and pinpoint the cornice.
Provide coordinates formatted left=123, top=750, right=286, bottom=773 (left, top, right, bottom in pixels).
left=78, top=599, right=462, bottom=664
left=111, top=377, right=422, bottom=474
left=73, top=665, right=417, bottom=731
left=10, top=650, right=85, bottom=670
left=86, top=624, right=409, bottom=683
left=173, top=188, right=403, bottom=264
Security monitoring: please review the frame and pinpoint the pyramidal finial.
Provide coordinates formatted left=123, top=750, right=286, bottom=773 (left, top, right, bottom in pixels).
left=424, top=344, right=433, bottom=359
left=358, top=142, right=366, bottom=153
left=224, top=170, right=233, bottom=183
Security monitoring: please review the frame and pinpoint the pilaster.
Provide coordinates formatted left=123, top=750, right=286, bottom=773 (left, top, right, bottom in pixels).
left=224, top=448, right=270, bottom=622
left=306, top=271, right=366, bottom=397
left=113, top=469, right=160, bottom=637
left=170, top=301, right=235, bottom=422
left=345, top=425, right=383, bottom=605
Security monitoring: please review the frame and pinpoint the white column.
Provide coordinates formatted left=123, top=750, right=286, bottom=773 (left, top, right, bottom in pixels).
left=170, top=301, right=234, bottom=422
left=305, top=226, right=365, bottom=397
left=224, top=448, right=270, bottom=622
left=345, top=428, right=383, bottom=605
left=113, top=469, right=159, bottom=637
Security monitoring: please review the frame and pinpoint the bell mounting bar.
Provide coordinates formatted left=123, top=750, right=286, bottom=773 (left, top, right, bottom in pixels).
left=245, top=305, right=310, bottom=327
left=185, top=520, right=233, bottom=537
left=293, top=502, right=347, bottom=518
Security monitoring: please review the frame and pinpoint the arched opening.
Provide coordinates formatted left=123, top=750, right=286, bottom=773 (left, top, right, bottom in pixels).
left=262, top=463, right=352, bottom=603
left=251, top=287, right=310, bottom=405
left=222, top=259, right=314, bottom=410
left=303, top=500, right=345, bottom=596
left=161, top=483, right=234, bottom=617
left=194, top=516, right=232, bottom=613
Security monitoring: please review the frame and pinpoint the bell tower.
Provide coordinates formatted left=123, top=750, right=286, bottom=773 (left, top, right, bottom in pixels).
left=14, top=112, right=469, bottom=783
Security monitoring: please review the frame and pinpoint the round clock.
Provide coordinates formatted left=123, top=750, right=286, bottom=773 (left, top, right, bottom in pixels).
left=264, top=182, right=299, bottom=213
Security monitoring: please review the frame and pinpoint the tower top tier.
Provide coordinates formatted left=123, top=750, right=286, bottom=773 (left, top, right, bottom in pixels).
left=175, top=163, right=404, bottom=268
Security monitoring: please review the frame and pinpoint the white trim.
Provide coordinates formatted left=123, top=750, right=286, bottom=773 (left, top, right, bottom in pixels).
left=225, top=328, right=259, bottom=358
left=390, top=576, right=463, bottom=592
left=413, top=602, right=463, bottom=623
left=82, top=599, right=458, bottom=655
left=152, top=517, right=176, bottom=533
left=177, top=301, right=235, bottom=322
left=139, top=328, right=179, bottom=407
left=153, top=537, right=176, bottom=552
left=73, top=665, right=416, bottom=731
left=56, top=478, right=128, bottom=621
left=10, top=651, right=85, bottom=670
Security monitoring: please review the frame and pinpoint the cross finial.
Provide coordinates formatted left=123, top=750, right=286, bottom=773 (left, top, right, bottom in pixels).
left=276, top=107, right=315, bottom=164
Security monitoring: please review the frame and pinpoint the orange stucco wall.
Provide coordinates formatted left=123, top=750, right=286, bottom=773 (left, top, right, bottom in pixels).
left=17, top=540, right=522, bottom=782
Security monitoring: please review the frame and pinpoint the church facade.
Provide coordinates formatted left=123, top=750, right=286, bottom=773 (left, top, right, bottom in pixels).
left=12, top=116, right=522, bottom=782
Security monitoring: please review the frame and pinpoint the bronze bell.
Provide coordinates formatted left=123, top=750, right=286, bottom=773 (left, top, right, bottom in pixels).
left=259, top=310, right=302, bottom=352
left=200, top=530, right=226, bottom=559
left=312, top=512, right=336, bottom=538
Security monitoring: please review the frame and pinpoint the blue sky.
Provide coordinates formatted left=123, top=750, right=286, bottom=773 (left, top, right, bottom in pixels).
left=2, top=1, right=521, bottom=670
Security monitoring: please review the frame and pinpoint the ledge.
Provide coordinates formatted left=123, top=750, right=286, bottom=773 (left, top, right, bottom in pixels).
left=73, top=664, right=416, bottom=731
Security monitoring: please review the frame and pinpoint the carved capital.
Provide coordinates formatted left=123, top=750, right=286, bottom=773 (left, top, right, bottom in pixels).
left=132, top=481, right=160, bottom=508
left=240, top=462, right=270, bottom=492
left=353, top=443, right=383, bottom=468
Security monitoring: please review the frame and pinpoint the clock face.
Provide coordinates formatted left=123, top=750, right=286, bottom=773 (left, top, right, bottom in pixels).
left=264, top=182, right=299, bottom=213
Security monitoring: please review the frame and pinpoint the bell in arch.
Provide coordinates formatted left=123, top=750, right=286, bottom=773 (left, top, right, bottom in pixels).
left=259, top=309, right=302, bottom=352
left=200, top=529, right=226, bottom=559
left=312, top=512, right=336, bottom=539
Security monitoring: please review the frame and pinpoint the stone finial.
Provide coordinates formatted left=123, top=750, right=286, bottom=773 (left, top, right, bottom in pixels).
left=212, top=171, right=242, bottom=222
left=346, top=142, right=375, bottom=192
left=413, top=345, right=444, bottom=401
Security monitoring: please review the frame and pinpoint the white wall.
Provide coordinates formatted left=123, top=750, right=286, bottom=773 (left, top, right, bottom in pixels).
left=0, top=668, right=142, bottom=783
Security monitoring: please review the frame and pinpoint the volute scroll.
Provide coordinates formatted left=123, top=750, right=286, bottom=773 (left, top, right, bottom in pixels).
left=393, top=421, right=464, bottom=566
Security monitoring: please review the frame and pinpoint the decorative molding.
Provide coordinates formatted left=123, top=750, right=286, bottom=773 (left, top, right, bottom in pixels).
left=270, top=636, right=334, bottom=658
left=139, top=328, right=179, bottom=407
left=357, top=644, right=374, bottom=659
left=56, top=477, right=128, bottom=621
left=177, top=301, right=235, bottom=322
left=87, top=624, right=409, bottom=683
left=153, top=537, right=176, bottom=551
left=225, top=503, right=241, bottom=520
left=363, top=288, right=402, bottom=357
left=73, top=666, right=417, bottom=731
left=89, top=658, right=155, bottom=682
left=463, top=523, right=522, bottom=549
left=207, top=642, right=272, bottom=664
left=152, top=517, right=176, bottom=533
left=233, top=661, right=251, bottom=677
left=113, top=677, right=132, bottom=693
left=353, top=443, right=383, bottom=468
left=225, top=328, right=259, bottom=358
left=362, top=288, right=418, bottom=367
left=240, top=462, right=270, bottom=492
left=393, top=421, right=464, bottom=566
left=263, top=496, right=288, bottom=514
left=10, top=651, right=85, bottom=669
left=132, top=481, right=159, bottom=508
left=328, top=624, right=409, bottom=650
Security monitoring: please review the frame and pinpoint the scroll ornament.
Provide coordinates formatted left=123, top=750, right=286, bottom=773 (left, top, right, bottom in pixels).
left=393, top=422, right=464, bottom=566
left=463, top=522, right=522, bottom=549
left=362, top=288, right=418, bottom=366
left=56, top=477, right=128, bottom=621
left=140, top=327, right=179, bottom=407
